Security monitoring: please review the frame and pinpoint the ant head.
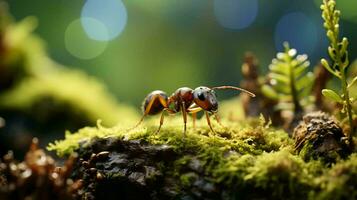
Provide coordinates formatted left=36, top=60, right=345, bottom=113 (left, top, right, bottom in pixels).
left=193, top=85, right=255, bottom=112
left=193, top=86, right=218, bottom=112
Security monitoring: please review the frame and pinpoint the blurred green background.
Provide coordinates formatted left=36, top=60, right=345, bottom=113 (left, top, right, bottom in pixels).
left=8, top=0, right=357, bottom=107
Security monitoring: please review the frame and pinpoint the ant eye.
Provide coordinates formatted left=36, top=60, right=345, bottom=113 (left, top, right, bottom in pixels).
left=198, top=92, right=206, bottom=101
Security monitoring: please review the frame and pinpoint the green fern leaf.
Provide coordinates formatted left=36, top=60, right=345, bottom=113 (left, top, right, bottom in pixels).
left=262, top=43, right=314, bottom=113
left=261, top=85, right=278, bottom=100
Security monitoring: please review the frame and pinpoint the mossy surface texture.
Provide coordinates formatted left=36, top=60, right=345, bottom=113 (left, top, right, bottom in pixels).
left=0, top=15, right=138, bottom=126
left=0, top=10, right=139, bottom=156
left=48, top=117, right=357, bottom=200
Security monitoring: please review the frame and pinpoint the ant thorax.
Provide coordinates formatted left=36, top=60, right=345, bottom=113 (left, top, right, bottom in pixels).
left=169, top=87, right=194, bottom=112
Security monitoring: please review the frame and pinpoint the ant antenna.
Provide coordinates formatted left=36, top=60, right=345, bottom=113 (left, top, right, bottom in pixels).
left=211, top=86, right=256, bottom=97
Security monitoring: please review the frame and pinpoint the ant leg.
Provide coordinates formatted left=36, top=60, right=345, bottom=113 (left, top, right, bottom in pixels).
left=205, top=112, right=217, bottom=134
left=188, top=106, right=203, bottom=130
left=130, top=94, right=168, bottom=130
left=192, top=112, right=197, bottom=129
left=131, top=115, right=146, bottom=130
left=214, top=113, right=226, bottom=129
left=181, top=102, right=188, bottom=136
left=155, top=109, right=168, bottom=134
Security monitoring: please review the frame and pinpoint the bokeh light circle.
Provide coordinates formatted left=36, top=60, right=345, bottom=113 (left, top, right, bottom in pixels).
left=81, top=0, right=127, bottom=41
left=214, top=0, right=258, bottom=30
left=274, top=12, right=318, bottom=55
left=65, top=18, right=108, bottom=60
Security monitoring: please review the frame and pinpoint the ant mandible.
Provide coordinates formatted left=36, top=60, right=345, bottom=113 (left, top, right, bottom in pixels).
left=131, top=86, right=255, bottom=136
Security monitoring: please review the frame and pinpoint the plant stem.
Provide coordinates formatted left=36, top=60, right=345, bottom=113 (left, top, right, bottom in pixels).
left=319, top=0, right=356, bottom=143
left=322, top=0, right=355, bottom=138
left=285, top=47, right=302, bottom=114
left=341, top=70, right=354, bottom=138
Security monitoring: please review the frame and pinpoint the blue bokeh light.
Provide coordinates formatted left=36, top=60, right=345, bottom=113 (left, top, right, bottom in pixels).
left=274, top=12, right=318, bottom=55
left=81, top=0, right=127, bottom=41
left=214, top=0, right=258, bottom=30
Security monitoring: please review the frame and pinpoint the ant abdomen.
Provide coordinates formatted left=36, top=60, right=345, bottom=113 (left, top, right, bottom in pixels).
left=142, top=90, right=168, bottom=115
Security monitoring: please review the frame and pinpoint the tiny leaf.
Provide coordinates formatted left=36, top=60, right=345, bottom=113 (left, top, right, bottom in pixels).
left=321, top=58, right=341, bottom=78
left=270, top=73, right=289, bottom=84
left=322, top=89, right=342, bottom=103
left=261, top=85, right=278, bottom=100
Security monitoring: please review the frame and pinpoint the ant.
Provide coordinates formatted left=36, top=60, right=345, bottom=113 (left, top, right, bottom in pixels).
left=131, top=86, right=255, bottom=135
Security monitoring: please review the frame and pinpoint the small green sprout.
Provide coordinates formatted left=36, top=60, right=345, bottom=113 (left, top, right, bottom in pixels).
left=262, top=43, right=314, bottom=115
left=320, top=0, right=356, bottom=137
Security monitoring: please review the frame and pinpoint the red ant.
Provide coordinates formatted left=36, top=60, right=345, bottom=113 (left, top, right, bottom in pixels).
left=131, top=86, right=255, bottom=135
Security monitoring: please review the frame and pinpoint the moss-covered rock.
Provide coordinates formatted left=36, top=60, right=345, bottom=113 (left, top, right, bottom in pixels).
left=45, top=115, right=357, bottom=199
left=47, top=118, right=320, bottom=199
left=0, top=3, right=138, bottom=127
left=0, top=69, right=138, bottom=126
left=293, top=112, right=351, bottom=164
left=0, top=7, right=44, bottom=92
left=0, top=4, right=138, bottom=156
left=49, top=117, right=291, bottom=157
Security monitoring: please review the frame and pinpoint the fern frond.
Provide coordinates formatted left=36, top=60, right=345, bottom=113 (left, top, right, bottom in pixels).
left=262, top=43, right=314, bottom=113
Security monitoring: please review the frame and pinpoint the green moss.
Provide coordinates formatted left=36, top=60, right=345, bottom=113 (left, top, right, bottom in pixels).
left=48, top=116, right=291, bottom=157
left=48, top=115, right=357, bottom=199
left=0, top=11, right=138, bottom=127
left=214, top=149, right=324, bottom=199
left=244, top=150, right=315, bottom=198
left=0, top=68, right=138, bottom=126
left=47, top=117, right=296, bottom=198
left=312, top=153, right=357, bottom=200
left=180, top=172, right=198, bottom=187
left=299, top=142, right=314, bottom=160
left=0, top=16, right=43, bottom=90
left=48, top=117, right=301, bottom=194
left=0, top=12, right=53, bottom=85
left=214, top=153, right=255, bottom=185
left=300, top=141, right=342, bottom=164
